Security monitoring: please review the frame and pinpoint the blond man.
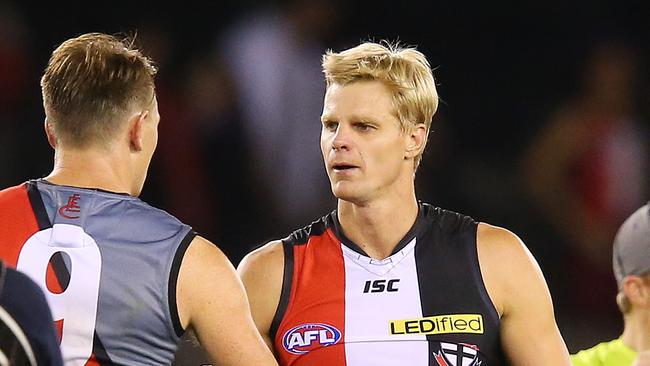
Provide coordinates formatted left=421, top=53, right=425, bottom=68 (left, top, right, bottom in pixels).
left=0, top=33, right=277, bottom=366
left=238, top=41, right=571, bottom=365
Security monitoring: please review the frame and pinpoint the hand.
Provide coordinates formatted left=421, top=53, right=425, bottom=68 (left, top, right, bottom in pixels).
left=632, top=351, right=650, bottom=366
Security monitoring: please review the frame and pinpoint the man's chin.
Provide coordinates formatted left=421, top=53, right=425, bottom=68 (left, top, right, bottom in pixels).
left=332, top=187, right=365, bottom=205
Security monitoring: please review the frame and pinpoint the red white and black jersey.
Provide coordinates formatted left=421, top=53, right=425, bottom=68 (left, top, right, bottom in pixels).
left=272, top=203, right=505, bottom=366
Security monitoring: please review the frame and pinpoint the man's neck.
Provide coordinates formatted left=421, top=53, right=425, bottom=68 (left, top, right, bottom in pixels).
left=45, top=148, right=133, bottom=195
left=337, top=190, right=419, bottom=260
left=622, top=312, right=650, bottom=352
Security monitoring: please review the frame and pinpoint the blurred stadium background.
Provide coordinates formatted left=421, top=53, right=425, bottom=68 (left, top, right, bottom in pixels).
left=1, top=0, right=648, bottom=362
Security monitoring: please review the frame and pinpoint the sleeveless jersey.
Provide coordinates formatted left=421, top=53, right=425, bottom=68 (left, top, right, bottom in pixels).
left=0, top=180, right=194, bottom=365
left=272, top=203, right=505, bottom=366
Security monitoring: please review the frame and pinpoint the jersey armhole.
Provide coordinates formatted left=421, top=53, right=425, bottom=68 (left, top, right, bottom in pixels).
left=269, top=240, right=293, bottom=341
left=168, top=230, right=197, bottom=337
left=472, top=222, right=502, bottom=325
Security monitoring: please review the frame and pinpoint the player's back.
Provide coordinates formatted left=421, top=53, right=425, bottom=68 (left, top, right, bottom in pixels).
left=0, top=179, right=194, bottom=365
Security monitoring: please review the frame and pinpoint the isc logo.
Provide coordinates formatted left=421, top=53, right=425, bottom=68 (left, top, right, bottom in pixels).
left=282, top=323, right=341, bottom=355
left=363, top=279, right=400, bottom=293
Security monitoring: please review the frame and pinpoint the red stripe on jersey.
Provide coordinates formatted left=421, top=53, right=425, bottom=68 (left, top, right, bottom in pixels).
left=434, top=352, right=450, bottom=366
left=55, top=319, right=64, bottom=342
left=275, top=228, right=347, bottom=366
left=0, top=183, right=64, bottom=294
left=0, top=184, right=41, bottom=265
left=45, top=263, right=64, bottom=294
left=84, top=353, right=101, bottom=366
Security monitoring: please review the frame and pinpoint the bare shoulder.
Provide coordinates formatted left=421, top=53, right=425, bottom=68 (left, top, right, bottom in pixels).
left=238, top=239, right=285, bottom=277
left=178, top=236, right=280, bottom=364
left=186, top=235, right=228, bottom=264
left=477, top=225, right=570, bottom=364
left=177, top=236, right=241, bottom=327
left=476, top=223, right=532, bottom=260
left=476, top=223, right=547, bottom=317
left=237, top=239, right=285, bottom=302
left=237, top=240, right=285, bottom=347
left=182, top=236, right=237, bottom=283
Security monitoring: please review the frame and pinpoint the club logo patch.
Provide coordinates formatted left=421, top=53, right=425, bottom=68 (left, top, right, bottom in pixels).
left=282, top=323, right=341, bottom=355
left=58, top=194, right=82, bottom=219
left=434, top=342, right=482, bottom=366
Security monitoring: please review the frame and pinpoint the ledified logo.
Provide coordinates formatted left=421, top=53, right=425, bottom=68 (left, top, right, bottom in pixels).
left=389, top=314, right=484, bottom=335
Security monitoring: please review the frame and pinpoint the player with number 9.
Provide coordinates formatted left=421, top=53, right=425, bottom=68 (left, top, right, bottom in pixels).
left=0, top=32, right=277, bottom=366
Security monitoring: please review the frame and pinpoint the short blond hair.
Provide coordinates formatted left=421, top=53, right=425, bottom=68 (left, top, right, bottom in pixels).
left=322, top=41, right=438, bottom=168
left=41, top=32, right=157, bottom=148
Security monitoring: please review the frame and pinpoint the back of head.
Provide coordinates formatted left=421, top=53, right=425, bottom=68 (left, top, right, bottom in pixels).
left=41, top=33, right=157, bottom=149
left=613, top=203, right=650, bottom=314
left=321, top=41, right=438, bottom=168
left=613, top=203, right=650, bottom=287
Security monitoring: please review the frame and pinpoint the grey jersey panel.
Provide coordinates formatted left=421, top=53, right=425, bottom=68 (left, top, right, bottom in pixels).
left=36, top=180, right=191, bottom=365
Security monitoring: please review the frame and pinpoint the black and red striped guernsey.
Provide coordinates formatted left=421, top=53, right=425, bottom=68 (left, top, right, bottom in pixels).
left=272, top=203, right=505, bottom=366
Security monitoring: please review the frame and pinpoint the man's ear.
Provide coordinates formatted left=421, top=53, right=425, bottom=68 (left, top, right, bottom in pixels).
left=44, top=118, right=57, bottom=149
left=622, top=276, right=650, bottom=307
left=405, top=123, right=428, bottom=159
left=128, top=110, right=149, bottom=152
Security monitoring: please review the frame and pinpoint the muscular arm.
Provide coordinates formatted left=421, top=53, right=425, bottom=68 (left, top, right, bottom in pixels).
left=176, top=236, right=278, bottom=366
left=236, top=240, right=285, bottom=350
left=477, top=224, right=571, bottom=365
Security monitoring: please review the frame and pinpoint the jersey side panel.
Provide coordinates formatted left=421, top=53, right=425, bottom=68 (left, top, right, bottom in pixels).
left=275, top=228, right=347, bottom=366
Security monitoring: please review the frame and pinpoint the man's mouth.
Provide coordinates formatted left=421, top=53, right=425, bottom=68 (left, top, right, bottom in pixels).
left=332, top=164, right=357, bottom=171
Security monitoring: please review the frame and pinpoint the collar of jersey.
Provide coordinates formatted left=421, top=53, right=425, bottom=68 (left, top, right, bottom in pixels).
left=327, top=201, right=428, bottom=259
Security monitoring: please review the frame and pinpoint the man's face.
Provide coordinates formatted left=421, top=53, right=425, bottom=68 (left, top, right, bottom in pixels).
left=320, top=80, right=413, bottom=204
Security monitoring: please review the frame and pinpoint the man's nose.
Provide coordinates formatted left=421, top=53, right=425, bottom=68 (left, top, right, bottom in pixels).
left=331, top=125, right=350, bottom=151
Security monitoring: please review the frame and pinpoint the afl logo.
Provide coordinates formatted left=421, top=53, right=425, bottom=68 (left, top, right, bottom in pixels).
left=282, top=323, right=341, bottom=355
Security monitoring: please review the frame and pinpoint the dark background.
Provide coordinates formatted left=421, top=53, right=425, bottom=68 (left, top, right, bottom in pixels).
left=1, top=0, right=649, bottom=361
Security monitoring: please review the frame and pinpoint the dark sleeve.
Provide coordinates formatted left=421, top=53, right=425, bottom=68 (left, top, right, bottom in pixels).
left=0, top=268, right=64, bottom=366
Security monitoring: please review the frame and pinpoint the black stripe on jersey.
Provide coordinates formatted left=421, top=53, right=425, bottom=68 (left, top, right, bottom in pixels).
left=269, top=214, right=329, bottom=341
left=284, top=214, right=329, bottom=246
left=169, top=230, right=197, bottom=337
left=90, top=336, right=115, bottom=365
left=413, top=205, right=504, bottom=365
left=270, top=242, right=293, bottom=341
left=49, top=252, right=70, bottom=291
left=26, top=181, right=51, bottom=230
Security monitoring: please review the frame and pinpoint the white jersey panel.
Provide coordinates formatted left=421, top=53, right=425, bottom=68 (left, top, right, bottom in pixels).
left=343, top=239, right=429, bottom=366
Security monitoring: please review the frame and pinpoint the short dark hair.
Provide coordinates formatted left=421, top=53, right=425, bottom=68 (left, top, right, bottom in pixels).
left=41, top=32, right=157, bottom=148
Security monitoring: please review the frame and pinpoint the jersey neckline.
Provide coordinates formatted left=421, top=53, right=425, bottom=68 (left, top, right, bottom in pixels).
left=34, top=179, right=135, bottom=198
left=327, top=202, right=430, bottom=259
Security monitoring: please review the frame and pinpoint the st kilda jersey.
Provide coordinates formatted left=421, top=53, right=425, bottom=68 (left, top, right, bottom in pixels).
left=272, top=203, right=506, bottom=366
left=0, top=180, right=195, bottom=365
